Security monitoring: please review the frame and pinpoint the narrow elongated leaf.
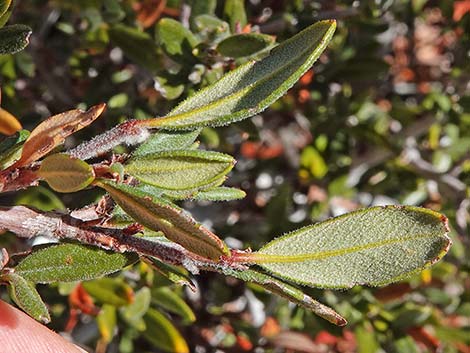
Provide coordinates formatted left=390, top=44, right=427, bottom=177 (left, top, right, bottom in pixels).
left=251, top=206, right=451, bottom=288
left=38, top=153, right=95, bottom=192
left=121, top=287, right=151, bottom=328
left=223, top=0, right=247, bottom=32
left=125, top=150, right=235, bottom=191
left=96, top=304, right=117, bottom=344
left=0, top=24, right=32, bottom=55
left=152, top=287, right=196, bottom=323
left=143, top=308, right=189, bottom=353
left=145, top=257, right=195, bottom=290
left=192, top=186, right=246, bottom=201
left=132, top=129, right=201, bottom=157
left=156, top=18, right=198, bottom=64
left=97, top=180, right=229, bottom=260
left=217, top=266, right=346, bottom=326
left=15, top=243, right=138, bottom=283
left=12, top=103, right=106, bottom=168
left=5, top=273, right=50, bottom=323
left=141, top=20, right=336, bottom=130
left=0, top=0, right=11, bottom=17
left=216, top=33, right=275, bottom=58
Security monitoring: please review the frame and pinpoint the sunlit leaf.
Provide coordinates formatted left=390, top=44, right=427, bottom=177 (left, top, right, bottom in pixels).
left=125, top=150, right=235, bottom=191
left=152, top=287, right=196, bottom=323
left=141, top=20, right=336, bottom=129
left=143, top=308, right=189, bottom=353
left=0, top=107, right=22, bottom=135
left=15, top=243, right=138, bottom=283
left=0, top=24, right=31, bottom=55
left=218, top=266, right=346, bottom=325
left=249, top=206, right=451, bottom=288
left=216, top=33, right=275, bottom=58
left=4, top=273, right=50, bottom=323
left=38, top=153, right=95, bottom=193
left=155, top=18, right=199, bottom=64
left=12, top=103, right=106, bottom=168
left=192, top=186, right=246, bottom=201
left=97, top=180, right=229, bottom=260
left=132, top=129, right=200, bottom=157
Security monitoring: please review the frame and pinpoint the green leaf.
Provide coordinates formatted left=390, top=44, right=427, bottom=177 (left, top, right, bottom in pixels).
left=251, top=206, right=451, bottom=288
left=156, top=18, right=198, bottom=64
left=125, top=150, right=235, bottom=191
left=192, top=186, right=246, bottom=201
left=0, top=7, right=12, bottom=28
left=15, top=243, right=138, bottom=283
left=355, top=322, right=379, bottom=353
left=38, top=153, right=95, bottom=193
left=109, top=24, right=160, bottom=72
left=301, top=146, right=328, bottom=179
left=223, top=0, right=247, bottom=32
left=97, top=180, right=229, bottom=260
left=5, top=273, right=50, bottom=323
left=143, top=20, right=336, bottom=130
left=143, top=308, right=189, bottom=353
left=145, top=257, right=195, bottom=290
left=132, top=129, right=201, bottom=157
left=0, top=24, right=31, bottom=55
left=82, top=278, right=134, bottom=306
left=152, top=287, right=196, bottom=323
left=0, top=0, right=11, bottom=18
left=218, top=266, right=346, bottom=326
left=0, top=129, right=29, bottom=170
left=216, top=33, right=275, bottom=58
left=189, top=0, right=217, bottom=30
left=97, top=304, right=117, bottom=344
left=120, top=287, right=151, bottom=329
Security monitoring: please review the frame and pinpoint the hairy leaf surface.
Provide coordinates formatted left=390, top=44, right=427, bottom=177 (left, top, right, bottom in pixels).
left=0, top=24, right=31, bottom=55
left=253, top=206, right=451, bottom=288
left=125, top=150, right=235, bottom=190
left=142, top=20, right=336, bottom=129
left=15, top=243, right=138, bottom=283
left=97, top=180, right=229, bottom=260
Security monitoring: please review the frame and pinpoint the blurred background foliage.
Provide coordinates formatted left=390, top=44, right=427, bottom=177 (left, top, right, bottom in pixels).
left=0, top=0, right=469, bottom=352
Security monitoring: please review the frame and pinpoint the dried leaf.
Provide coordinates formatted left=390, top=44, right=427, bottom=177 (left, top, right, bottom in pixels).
left=0, top=107, right=22, bottom=135
left=13, top=103, right=106, bottom=168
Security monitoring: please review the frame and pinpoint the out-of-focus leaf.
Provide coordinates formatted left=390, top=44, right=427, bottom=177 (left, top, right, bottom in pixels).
left=155, top=73, right=185, bottom=100
left=143, top=308, right=189, bottom=353
left=109, top=24, right=160, bottom=72
left=132, top=129, right=200, bottom=157
left=142, top=20, right=336, bottom=129
left=152, top=287, right=196, bottom=323
left=393, top=336, right=420, bottom=353
left=145, top=257, right=195, bottom=290
left=250, top=206, right=450, bottom=288
left=4, top=273, right=50, bottom=323
left=15, top=243, right=138, bottom=283
left=391, top=305, right=432, bottom=329
left=38, top=153, right=95, bottom=193
left=156, top=18, right=198, bottom=64
left=0, top=129, right=29, bottom=170
left=0, top=7, right=12, bottom=28
left=192, top=186, right=246, bottom=201
left=0, top=24, right=31, bottom=55
left=218, top=266, right=346, bottom=326
left=134, top=0, right=165, bottom=28
left=125, top=150, right=235, bottom=191
left=216, top=33, right=275, bottom=58
left=97, top=304, right=117, bottom=343
left=223, top=0, right=247, bottom=32
left=82, top=278, right=134, bottom=306
left=97, top=180, right=229, bottom=260
left=0, top=107, right=22, bottom=135
left=189, top=0, right=216, bottom=30
left=12, top=104, right=106, bottom=168
left=121, top=287, right=151, bottom=328
left=102, top=0, right=125, bottom=23
left=301, top=146, right=328, bottom=179
left=0, top=0, right=11, bottom=17
left=355, top=322, right=379, bottom=353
